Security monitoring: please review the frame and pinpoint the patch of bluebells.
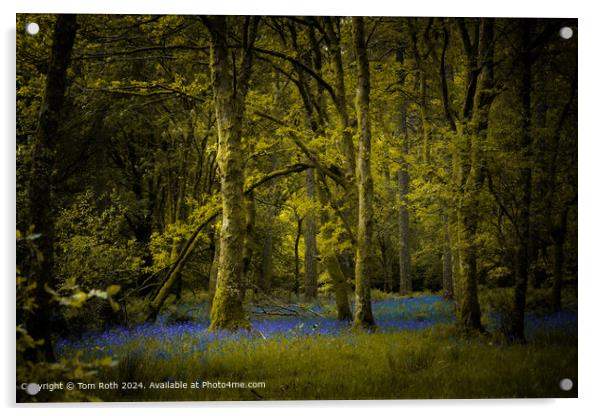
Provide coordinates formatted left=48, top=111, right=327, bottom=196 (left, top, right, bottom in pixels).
left=56, top=296, right=449, bottom=359
left=55, top=295, right=575, bottom=361
left=373, top=295, right=455, bottom=331
left=487, top=309, right=577, bottom=341
left=524, top=310, right=577, bottom=332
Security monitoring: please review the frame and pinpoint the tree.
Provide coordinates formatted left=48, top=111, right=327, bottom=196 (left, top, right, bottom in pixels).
left=508, top=19, right=534, bottom=343
left=204, top=16, right=258, bottom=330
left=352, top=17, right=376, bottom=329
left=26, top=14, right=78, bottom=361
left=454, top=18, right=495, bottom=332
left=395, top=42, right=412, bottom=296
left=304, top=168, right=318, bottom=300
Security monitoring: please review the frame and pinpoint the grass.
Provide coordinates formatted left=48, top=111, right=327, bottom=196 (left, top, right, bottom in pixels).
left=54, top=291, right=578, bottom=401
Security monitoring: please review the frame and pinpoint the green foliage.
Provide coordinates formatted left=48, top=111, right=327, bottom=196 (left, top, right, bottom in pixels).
left=55, top=190, right=143, bottom=292
left=16, top=231, right=121, bottom=402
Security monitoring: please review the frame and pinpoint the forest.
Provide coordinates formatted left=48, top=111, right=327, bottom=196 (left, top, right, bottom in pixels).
left=16, top=14, right=577, bottom=401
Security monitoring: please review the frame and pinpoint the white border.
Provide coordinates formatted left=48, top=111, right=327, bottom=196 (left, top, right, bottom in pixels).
left=3, top=1, right=601, bottom=415
left=10, top=0, right=580, bottom=17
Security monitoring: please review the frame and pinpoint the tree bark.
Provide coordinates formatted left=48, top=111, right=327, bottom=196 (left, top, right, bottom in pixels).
left=395, top=45, right=412, bottom=296
left=317, top=176, right=353, bottom=320
left=442, top=215, right=454, bottom=299
left=409, top=21, right=432, bottom=163
left=304, top=168, right=318, bottom=300
left=204, top=16, right=257, bottom=331
left=208, top=221, right=220, bottom=308
left=323, top=17, right=358, bottom=278
left=294, top=216, right=303, bottom=295
left=509, top=19, right=533, bottom=342
left=26, top=14, right=78, bottom=362
left=323, top=17, right=356, bottom=182
left=398, top=166, right=412, bottom=295
left=456, top=18, right=495, bottom=332
left=552, top=209, right=568, bottom=312
left=544, top=77, right=576, bottom=312
left=242, top=191, right=256, bottom=297
left=352, top=17, right=376, bottom=329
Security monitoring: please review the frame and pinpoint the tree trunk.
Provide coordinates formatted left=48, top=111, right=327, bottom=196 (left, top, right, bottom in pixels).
left=317, top=176, right=352, bottom=320
left=442, top=215, right=454, bottom=299
left=242, top=191, right=256, bottom=297
left=324, top=17, right=356, bottom=182
left=379, top=236, right=393, bottom=293
left=169, top=238, right=184, bottom=300
left=26, top=14, right=77, bottom=362
left=304, top=168, right=318, bottom=300
left=208, top=222, right=220, bottom=308
left=398, top=167, right=412, bottom=295
left=381, top=143, right=395, bottom=293
left=552, top=209, right=568, bottom=312
left=294, top=216, right=303, bottom=295
left=456, top=18, right=495, bottom=333
left=395, top=44, right=412, bottom=296
left=352, top=17, right=376, bottom=329
left=323, top=18, right=358, bottom=273
left=509, top=20, right=533, bottom=343
left=204, top=16, right=257, bottom=331
left=456, top=203, right=483, bottom=331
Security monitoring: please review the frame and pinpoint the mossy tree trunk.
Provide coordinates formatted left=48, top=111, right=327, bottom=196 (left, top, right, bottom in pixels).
left=455, top=18, right=495, bottom=332
left=456, top=199, right=483, bottom=331
left=398, top=164, right=412, bottom=296
left=293, top=215, right=303, bottom=295
left=208, top=220, right=220, bottom=308
left=323, top=17, right=356, bottom=185
left=394, top=45, right=412, bottom=296
left=442, top=215, right=454, bottom=299
left=242, top=190, right=256, bottom=297
left=317, top=176, right=353, bottom=321
left=26, top=14, right=78, bottom=362
left=204, top=16, right=258, bottom=331
left=409, top=20, right=432, bottom=163
left=352, top=17, right=376, bottom=329
left=304, top=168, right=319, bottom=300
left=322, top=18, right=358, bottom=280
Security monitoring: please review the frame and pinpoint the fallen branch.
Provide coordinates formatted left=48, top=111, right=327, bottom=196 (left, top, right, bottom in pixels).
left=251, top=306, right=300, bottom=317
left=249, top=284, right=325, bottom=318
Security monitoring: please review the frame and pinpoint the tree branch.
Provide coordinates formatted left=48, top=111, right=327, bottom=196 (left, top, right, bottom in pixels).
left=252, top=46, right=338, bottom=105
left=146, top=162, right=315, bottom=320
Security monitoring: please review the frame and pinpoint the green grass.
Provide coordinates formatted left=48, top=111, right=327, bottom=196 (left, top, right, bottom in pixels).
left=88, top=325, right=576, bottom=401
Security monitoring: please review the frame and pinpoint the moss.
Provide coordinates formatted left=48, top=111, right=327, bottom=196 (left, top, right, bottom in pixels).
left=209, top=286, right=250, bottom=331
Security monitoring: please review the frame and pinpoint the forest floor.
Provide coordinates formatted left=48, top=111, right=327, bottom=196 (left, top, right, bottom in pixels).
left=55, top=290, right=577, bottom=401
